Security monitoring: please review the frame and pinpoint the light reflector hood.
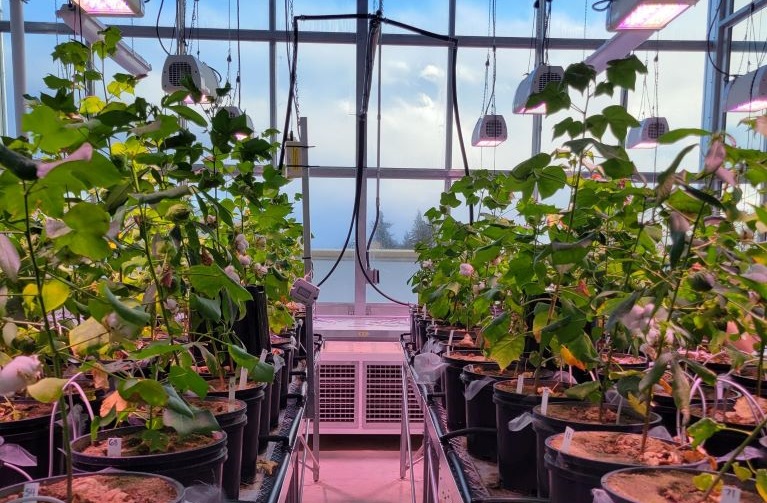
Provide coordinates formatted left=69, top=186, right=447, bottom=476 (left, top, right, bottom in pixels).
left=71, top=0, right=144, bottom=17
left=471, top=115, right=507, bottom=147
left=626, top=117, right=669, bottom=149
left=725, top=66, right=767, bottom=113
left=513, top=65, right=564, bottom=115
left=607, top=0, right=698, bottom=31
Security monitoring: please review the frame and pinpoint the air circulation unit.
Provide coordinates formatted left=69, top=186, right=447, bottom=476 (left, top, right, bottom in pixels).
left=626, top=117, right=669, bottom=149
left=162, top=55, right=219, bottom=102
left=725, top=66, right=767, bottom=113
left=513, top=65, right=564, bottom=115
left=471, top=114, right=507, bottom=147
left=607, top=0, right=699, bottom=31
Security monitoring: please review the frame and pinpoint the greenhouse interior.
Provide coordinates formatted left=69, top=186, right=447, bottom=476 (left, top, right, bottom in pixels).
left=1, top=0, right=767, bottom=502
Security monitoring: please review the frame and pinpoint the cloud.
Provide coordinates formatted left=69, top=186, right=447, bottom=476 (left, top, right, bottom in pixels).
left=420, top=64, right=443, bottom=82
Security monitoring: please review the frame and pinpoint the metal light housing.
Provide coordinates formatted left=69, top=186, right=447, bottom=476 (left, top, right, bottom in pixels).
left=513, top=65, right=564, bottom=115
left=607, top=0, right=699, bottom=31
left=725, top=66, right=767, bottom=113
left=471, top=115, right=507, bottom=147
left=626, top=117, right=669, bottom=149
left=162, top=55, right=220, bottom=103
left=70, top=0, right=144, bottom=17
left=223, top=106, right=254, bottom=140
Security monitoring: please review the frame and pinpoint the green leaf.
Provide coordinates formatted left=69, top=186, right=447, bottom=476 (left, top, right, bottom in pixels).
left=687, top=417, right=725, bottom=448
left=658, top=128, right=709, bottom=144
left=168, top=365, right=209, bottom=399
left=692, top=473, right=717, bottom=492
left=481, top=311, right=510, bottom=345
left=163, top=384, right=193, bottom=418
left=537, top=165, right=567, bottom=199
left=119, top=378, right=168, bottom=407
left=655, top=144, right=697, bottom=202
left=733, top=462, right=752, bottom=482
left=669, top=230, right=686, bottom=269
left=228, top=343, right=276, bottom=383
left=601, top=158, right=635, bottom=179
left=188, top=265, right=251, bottom=302
left=162, top=407, right=219, bottom=436
left=26, top=378, right=68, bottom=403
left=190, top=294, right=222, bottom=322
left=511, top=153, right=552, bottom=181
left=168, top=105, right=208, bottom=127
left=683, top=359, right=717, bottom=386
left=605, top=55, right=647, bottom=90
left=132, top=185, right=191, bottom=205
left=681, top=184, right=724, bottom=210
left=639, top=351, right=672, bottom=394
left=550, top=235, right=593, bottom=265
left=605, top=290, right=643, bottom=333
left=671, top=360, right=691, bottom=426
left=487, top=333, right=525, bottom=370
left=69, top=317, right=110, bottom=356
left=755, top=469, right=767, bottom=500
left=562, top=62, right=596, bottom=92
left=41, top=280, right=70, bottom=313
left=55, top=202, right=111, bottom=260
left=602, top=105, right=640, bottom=142
left=132, top=342, right=186, bottom=359
left=565, top=380, right=602, bottom=401
left=100, top=282, right=151, bottom=326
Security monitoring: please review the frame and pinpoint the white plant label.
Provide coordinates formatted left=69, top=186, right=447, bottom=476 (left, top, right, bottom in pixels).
left=561, top=426, right=575, bottom=454
left=238, top=366, right=248, bottom=391
left=228, top=376, right=237, bottom=405
left=541, top=388, right=550, bottom=415
left=716, top=381, right=724, bottom=401
left=516, top=376, right=525, bottom=394
left=22, top=483, right=39, bottom=498
left=448, top=330, right=455, bottom=347
left=107, top=437, right=122, bottom=457
left=721, top=486, right=741, bottom=503
left=616, top=399, right=624, bottom=424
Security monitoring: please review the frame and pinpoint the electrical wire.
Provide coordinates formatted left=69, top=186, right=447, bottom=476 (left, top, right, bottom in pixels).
left=705, top=0, right=729, bottom=79
left=156, top=0, right=172, bottom=56
left=365, top=30, right=383, bottom=269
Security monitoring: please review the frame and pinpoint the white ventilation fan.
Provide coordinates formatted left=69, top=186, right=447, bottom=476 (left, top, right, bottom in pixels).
left=471, top=114, right=508, bottom=147
left=162, top=55, right=219, bottom=103
left=607, top=0, right=699, bottom=31
left=513, top=65, right=564, bottom=114
left=626, top=117, right=669, bottom=149
left=725, top=66, right=767, bottom=113
left=223, top=106, right=254, bottom=140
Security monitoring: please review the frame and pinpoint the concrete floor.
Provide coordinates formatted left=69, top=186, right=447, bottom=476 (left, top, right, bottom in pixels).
left=302, top=435, right=423, bottom=503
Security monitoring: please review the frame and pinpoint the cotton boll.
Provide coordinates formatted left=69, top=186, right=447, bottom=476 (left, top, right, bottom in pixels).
left=459, top=263, right=474, bottom=277
left=224, top=265, right=241, bottom=283
left=0, top=355, right=42, bottom=396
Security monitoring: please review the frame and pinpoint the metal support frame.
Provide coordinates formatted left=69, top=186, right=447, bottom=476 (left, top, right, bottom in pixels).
left=9, top=0, right=25, bottom=136
left=701, top=0, right=733, bottom=135
left=531, top=0, right=548, bottom=158
left=269, top=0, right=278, bottom=156
left=353, top=0, right=369, bottom=317
left=443, top=0, right=456, bottom=193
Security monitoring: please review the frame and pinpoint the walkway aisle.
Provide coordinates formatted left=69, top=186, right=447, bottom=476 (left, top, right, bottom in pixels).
left=302, top=435, right=423, bottom=503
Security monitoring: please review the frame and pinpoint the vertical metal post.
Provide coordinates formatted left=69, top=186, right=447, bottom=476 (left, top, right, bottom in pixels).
left=0, top=4, right=9, bottom=136
left=354, top=0, right=368, bottom=316
left=9, top=0, right=25, bottom=136
left=443, top=0, right=456, bottom=192
left=298, top=116, right=320, bottom=482
left=176, top=0, right=187, bottom=55
left=701, top=0, right=733, bottom=135
left=531, top=0, right=547, bottom=157
left=269, top=0, right=278, bottom=162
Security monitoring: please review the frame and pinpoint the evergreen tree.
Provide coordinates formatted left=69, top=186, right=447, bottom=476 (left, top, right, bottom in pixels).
left=370, top=211, right=399, bottom=249
left=402, top=210, right=433, bottom=249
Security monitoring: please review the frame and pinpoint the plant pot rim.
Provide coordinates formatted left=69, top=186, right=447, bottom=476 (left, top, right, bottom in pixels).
left=532, top=401, right=660, bottom=425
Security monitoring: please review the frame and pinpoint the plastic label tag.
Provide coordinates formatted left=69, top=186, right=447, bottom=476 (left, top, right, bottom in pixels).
left=516, top=376, right=525, bottom=394
left=22, top=483, right=39, bottom=498
left=541, top=388, right=550, bottom=415
left=721, top=486, right=741, bottom=503
left=561, top=426, right=575, bottom=454
left=716, top=380, right=724, bottom=401
left=616, top=398, right=624, bottom=424
left=107, top=437, right=122, bottom=457
left=238, top=367, right=248, bottom=391
left=228, top=376, right=236, bottom=411
left=447, top=330, right=455, bottom=347
left=508, top=412, right=533, bottom=432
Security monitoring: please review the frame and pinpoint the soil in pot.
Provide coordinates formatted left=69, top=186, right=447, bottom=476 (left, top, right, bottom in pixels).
left=653, top=385, right=740, bottom=434
left=492, top=378, right=574, bottom=494
left=0, top=472, right=184, bottom=503
left=442, top=351, right=495, bottom=431
left=186, top=397, right=247, bottom=500
left=71, top=426, right=227, bottom=488
left=0, top=400, right=59, bottom=485
left=532, top=401, right=662, bottom=498
left=207, top=378, right=266, bottom=484
left=544, top=431, right=710, bottom=503
left=601, top=467, right=761, bottom=503
left=689, top=395, right=766, bottom=457
left=461, top=364, right=545, bottom=460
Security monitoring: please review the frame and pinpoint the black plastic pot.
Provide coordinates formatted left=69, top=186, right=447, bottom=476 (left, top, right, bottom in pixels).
left=601, top=467, right=760, bottom=503
left=0, top=401, right=59, bottom=486
left=689, top=402, right=760, bottom=457
left=461, top=363, right=538, bottom=460
left=269, top=361, right=283, bottom=428
left=272, top=338, right=295, bottom=408
left=71, top=426, right=227, bottom=488
left=191, top=397, right=247, bottom=501
left=492, top=379, right=575, bottom=494
left=259, top=378, right=273, bottom=453
left=732, top=366, right=767, bottom=397
left=544, top=431, right=707, bottom=503
left=0, top=471, right=185, bottom=502
left=207, top=379, right=266, bottom=484
left=442, top=350, right=495, bottom=431
left=532, top=402, right=661, bottom=498
left=653, top=387, right=740, bottom=434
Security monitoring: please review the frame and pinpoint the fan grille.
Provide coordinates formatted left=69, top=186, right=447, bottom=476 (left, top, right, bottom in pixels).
left=647, top=120, right=668, bottom=139
left=167, top=61, right=193, bottom=87
left=484, top=119, right=505, bottom=138
left=536, top=71, right=563, bottom=92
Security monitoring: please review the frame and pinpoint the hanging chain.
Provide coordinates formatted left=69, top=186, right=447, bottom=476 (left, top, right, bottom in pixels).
left=226, top=0, right=232, bottom=91
left=236, top=0, right=242, bottom=109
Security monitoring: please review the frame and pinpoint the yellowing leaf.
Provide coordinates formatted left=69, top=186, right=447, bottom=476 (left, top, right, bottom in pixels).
left=91, top=363, right=110, bottom=390
left=27, top=377, right=68, bottom=403
left=80, top=95, right=106, bottom=114
left=42, top=280, right=70, bottom=312
left=755, top=469, right=767, bottom=501
left=100, top=390, right=129, bottom=417
left=69, top=317, right=110, bottom=356
left=561, top=346, right=587, bottom=371
left=626, top=392, right=647, bottom=415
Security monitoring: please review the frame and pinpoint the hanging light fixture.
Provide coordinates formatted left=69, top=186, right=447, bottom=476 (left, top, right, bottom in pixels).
left=513, top=65, right=564, bottom=114
left=70, top=0, right=144, bottom=17
left=626, top=117, right=669, bottom=148
left=57, top=4, right=151, bottom=77
left=724, top=66, right=767, bottom=113
left=223, top=106, right=254, bottom=140
left=607, top=0, right=699, bottom=31
left=471, top=115, right=508, bottom=147
left=161, top=55, right=220, bottom=103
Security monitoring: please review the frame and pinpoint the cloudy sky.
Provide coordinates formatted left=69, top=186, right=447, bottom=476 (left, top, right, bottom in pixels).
left=1, top=0, right=763, bottom=254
